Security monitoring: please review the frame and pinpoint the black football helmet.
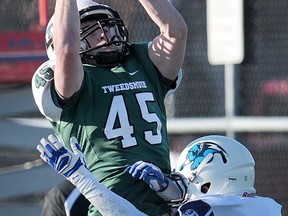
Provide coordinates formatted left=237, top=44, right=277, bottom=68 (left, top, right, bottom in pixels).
left=45, top=1, right=130, bottom=67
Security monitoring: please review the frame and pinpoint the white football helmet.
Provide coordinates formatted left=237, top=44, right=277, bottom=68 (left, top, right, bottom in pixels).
left=45, top=0, right=129, bottom=67
left=176, top=135, right=256, bottom=199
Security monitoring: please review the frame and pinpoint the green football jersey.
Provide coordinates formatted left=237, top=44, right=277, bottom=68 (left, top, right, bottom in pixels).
left=34, top=43, right=176, bottom=216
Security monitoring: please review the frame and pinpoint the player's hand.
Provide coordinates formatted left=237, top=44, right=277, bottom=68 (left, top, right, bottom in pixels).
left=124, top=161, right=168, bottom=192
left=37, top=134, right=86, bottom=178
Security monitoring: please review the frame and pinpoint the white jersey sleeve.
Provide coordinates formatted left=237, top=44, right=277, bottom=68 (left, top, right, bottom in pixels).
left=177, top=194, right=282, bottom=216
left=68, top=166, right=147, bottom=216
left=31, top=60, right=62, bottom=122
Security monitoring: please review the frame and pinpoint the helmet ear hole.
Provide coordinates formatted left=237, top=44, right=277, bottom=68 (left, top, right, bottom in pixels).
left=201, top=182, right=211, bottom=194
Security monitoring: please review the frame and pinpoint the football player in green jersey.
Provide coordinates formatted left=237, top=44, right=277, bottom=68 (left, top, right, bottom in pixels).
left=32, top=0, right=187, bottom=215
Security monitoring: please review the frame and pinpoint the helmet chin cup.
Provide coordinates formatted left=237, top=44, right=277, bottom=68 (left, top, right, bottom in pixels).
left=95, top=50, right=122, bottom=67
left=80, top=49, right=122, bottom=67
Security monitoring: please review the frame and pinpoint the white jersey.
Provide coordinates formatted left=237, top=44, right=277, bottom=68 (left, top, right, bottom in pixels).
left=176, top=194, right=282, bottom=216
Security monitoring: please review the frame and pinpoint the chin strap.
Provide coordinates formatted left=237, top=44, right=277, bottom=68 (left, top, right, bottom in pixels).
left=188, top=153, right=214, bottom=183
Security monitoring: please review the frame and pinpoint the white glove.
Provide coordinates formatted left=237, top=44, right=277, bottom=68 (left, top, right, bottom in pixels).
left=37, top=134, right=86, bottom=179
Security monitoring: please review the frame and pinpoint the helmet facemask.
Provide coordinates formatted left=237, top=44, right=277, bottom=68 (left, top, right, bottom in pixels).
left=79, top=5, right=130, bottom=67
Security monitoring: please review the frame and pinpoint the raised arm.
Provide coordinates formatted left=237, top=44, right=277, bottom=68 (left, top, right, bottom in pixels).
left=125, top=161, right=183, bottom=201
left=37, top=135, right=147, bottom=216
left=139, top=0, right=188, bottom=80
left=53, top=0, right=84, bottom=99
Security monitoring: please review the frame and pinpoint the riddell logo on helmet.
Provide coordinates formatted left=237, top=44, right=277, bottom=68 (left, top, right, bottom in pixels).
left=242, top=192, right=256, bottom=197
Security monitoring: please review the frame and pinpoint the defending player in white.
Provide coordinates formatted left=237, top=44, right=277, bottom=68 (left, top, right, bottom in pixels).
left=37, top=135, right=282, bottom=215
